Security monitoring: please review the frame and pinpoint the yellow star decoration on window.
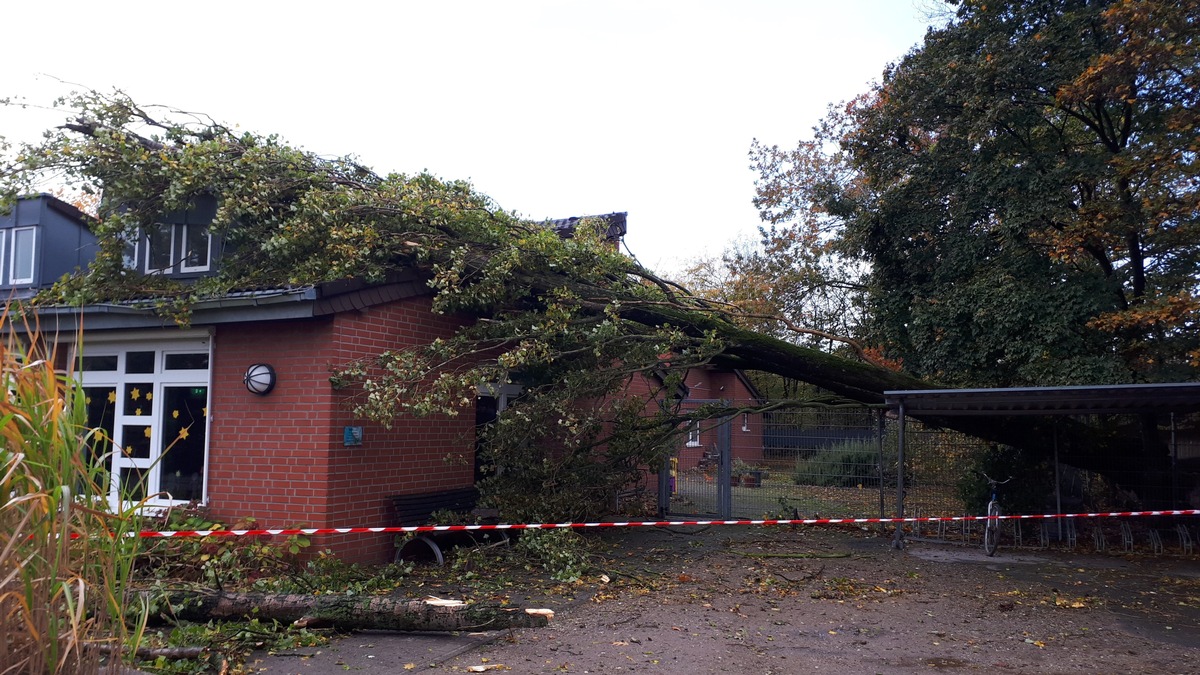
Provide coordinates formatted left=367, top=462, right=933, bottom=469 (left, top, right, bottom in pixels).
left=108, top=390, right=117, bottom=404
left=135, top=408, right=143, bottom=416
left=130, top=387, right=141, bottom=401
left=203, top=407, right=208, bottom=417
left=172, top=410, right=180, bottom=419
left=85, top=396, right=92, bottom=405
left=146, top=392, right=153, bottom=401
left=178, top=427, right=190, bottom=440
left=124, top=445, right=133, bottom=455
left=143, top=426, right=152, bottom=439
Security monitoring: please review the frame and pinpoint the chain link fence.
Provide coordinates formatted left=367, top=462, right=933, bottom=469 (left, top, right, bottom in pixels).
left=664, top=400, right=1199, bottom=553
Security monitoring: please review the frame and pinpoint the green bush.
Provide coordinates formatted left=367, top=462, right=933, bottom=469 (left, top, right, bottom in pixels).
left=793, top=439, right=879, bottom=488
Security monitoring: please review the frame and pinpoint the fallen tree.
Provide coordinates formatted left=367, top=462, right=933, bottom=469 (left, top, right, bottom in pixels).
left=0, top=90, right=1184, bottom=515
left=151, top=591, right=552, bottom=632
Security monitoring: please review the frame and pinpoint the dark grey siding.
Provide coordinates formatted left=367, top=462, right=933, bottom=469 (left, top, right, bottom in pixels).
left=0, top=195, right=97, bottom=298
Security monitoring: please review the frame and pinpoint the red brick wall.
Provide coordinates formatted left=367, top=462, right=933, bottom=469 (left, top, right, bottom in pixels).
left=208, top=316, right=339, bottom=527
left=207, top=296, right=475, bottom=564
left=321, top=297, right=474, bottom=563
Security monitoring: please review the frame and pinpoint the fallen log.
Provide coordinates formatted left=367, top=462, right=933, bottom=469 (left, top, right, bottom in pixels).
left=150, top=591, right=552, bottom=632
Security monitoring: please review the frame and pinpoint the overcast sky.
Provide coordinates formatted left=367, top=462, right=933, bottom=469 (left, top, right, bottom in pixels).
left=1, top=1, right=937, bottom=275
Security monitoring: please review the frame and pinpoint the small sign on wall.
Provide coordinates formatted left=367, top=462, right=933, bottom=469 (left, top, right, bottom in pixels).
left=343, top=426, right=363, bottom=446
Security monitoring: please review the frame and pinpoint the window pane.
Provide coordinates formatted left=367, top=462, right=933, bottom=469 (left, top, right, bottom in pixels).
left=182, top=224, right=210, bottom=270
left=118, top=467, right=148, bottom=502
left=160, top=386, right=207, bottom=502
left=126, top=352, right=155, bottom=374
left=147, top=224, right=174, bottom=272
left=121, top=232, right=138, bottom=270
left=123, top=382, right=153, bottom=417
left=80, top=355, right=119, bottom=371
left=11, top=227, right=35, bottom=283
left=164, top=353, right=209, bottom=370
left=82, top=386, right=116, bottom=493
left=121, top=424, right=152, bottom=459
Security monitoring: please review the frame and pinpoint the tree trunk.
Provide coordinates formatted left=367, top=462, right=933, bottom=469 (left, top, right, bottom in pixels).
left=151, top=591, right=552, bottom=632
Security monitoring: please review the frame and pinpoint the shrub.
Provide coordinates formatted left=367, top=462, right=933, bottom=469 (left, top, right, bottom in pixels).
left=793, top=439, right=879, bottom=488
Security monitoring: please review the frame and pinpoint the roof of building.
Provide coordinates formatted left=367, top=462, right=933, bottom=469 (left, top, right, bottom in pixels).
left=883, top=383, right=1200, bottom=416
left=546, top=212, right=627, bottom=241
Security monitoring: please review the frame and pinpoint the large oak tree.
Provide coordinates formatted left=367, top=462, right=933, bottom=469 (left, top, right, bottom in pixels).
left=752, top=0, right=1199, bottom=388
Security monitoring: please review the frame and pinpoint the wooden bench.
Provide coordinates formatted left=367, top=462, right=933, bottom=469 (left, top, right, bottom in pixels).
left=391, top=488, right=504, bottom=565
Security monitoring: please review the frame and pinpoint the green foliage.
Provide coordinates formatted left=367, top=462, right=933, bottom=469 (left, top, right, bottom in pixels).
left=251, top=550, right=413, bottom=595
left=752, top=0, right=1200, bottom=385
left=514, top=529, right=592, bottom=583
left=138, top=618, right=328, bottom=675
left=138, top=507, right=309, bottom=588
left=792, top=439, right=880, bottom=488
left=0, top=89, right=750, bottom=521
left=957, top=446, right=1055, bottom=516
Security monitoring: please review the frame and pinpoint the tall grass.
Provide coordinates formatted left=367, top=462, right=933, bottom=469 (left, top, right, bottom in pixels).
left=0, top=316, right=147, bottom=674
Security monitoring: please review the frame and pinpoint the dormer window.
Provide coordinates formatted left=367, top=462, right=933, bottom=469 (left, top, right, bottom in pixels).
left=142, top=223, right=211, bottom=275
left=145, top=224, right=174, bottom=274
left=181, top=223, right=210, bottom=272
left=10, top=227, right=37, bottom=284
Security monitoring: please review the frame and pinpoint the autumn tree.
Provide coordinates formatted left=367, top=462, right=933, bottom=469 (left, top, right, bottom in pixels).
left=752, top=0, right=1199, bottom=388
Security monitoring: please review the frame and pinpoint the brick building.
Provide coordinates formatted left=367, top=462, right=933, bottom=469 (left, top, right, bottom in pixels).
left=14, top=194, right=657, bottom=562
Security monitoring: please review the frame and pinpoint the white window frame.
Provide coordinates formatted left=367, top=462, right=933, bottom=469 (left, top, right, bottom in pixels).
left=74, top=332, right=213, bottom=511
left=9, top=226, right=36, bottom=285
left=686, top=421, right=701, bottom=447
left=0, top=230, right=7, bottom=283
left=179, top=223, right=211, bottom=273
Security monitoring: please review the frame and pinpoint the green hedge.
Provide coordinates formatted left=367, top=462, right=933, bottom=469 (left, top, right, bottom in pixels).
left=793, top=439, right=879, bottom=488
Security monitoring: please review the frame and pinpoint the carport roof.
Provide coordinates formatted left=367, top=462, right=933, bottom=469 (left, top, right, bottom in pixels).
left=883, top=383, right=1200, bottom=416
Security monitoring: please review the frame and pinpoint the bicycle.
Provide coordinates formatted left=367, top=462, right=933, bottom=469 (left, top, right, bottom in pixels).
left=979, top=471, right=1011, bottom=556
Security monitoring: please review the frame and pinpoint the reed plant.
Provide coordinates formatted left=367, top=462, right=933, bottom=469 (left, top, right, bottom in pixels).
left=0, top=315, right=148, bottom=674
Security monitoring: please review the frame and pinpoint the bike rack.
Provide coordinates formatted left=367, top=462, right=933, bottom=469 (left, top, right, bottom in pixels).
left=1177, top=523, right=1194, bottom=554
left=1120, top=521, right=1134, bottom=552
left=1149, top=529, right=1164, bottom=555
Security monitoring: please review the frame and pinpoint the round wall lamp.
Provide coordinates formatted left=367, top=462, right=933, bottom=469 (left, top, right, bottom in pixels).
left=243, top=363, right=277, bottom=396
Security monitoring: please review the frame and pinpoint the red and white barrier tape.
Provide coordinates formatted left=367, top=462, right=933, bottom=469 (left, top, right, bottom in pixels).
left=127, top=509, right=1200, bottom=539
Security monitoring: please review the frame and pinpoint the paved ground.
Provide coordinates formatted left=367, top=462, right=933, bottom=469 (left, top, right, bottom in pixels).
left=249, top=525, right=1200, bottom=674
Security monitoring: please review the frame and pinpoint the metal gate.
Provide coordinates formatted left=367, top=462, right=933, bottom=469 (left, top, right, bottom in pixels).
left=665, top=406, right=899, bottom=520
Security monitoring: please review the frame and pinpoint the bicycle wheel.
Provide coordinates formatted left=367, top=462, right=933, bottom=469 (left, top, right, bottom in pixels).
left=983, top=501, right=1001, bottom=556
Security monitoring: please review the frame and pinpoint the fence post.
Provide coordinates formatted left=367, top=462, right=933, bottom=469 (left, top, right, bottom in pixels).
left=718, top=412, right=732, bottom=519
left=892, top=401, right=906, bottom=550
left=657, top=454, right=671, bottom=517
left=877, top=409, right=886, bottom=521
